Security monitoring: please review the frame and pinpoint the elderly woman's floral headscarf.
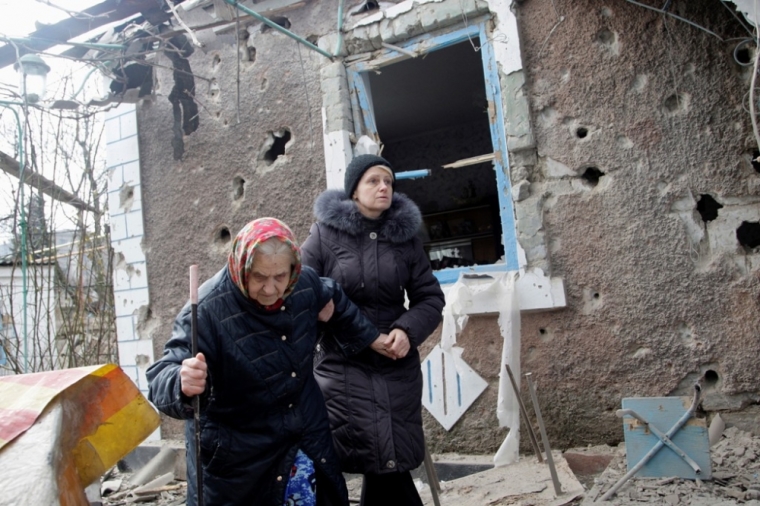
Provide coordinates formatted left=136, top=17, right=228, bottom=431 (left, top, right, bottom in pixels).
left=227, top=218, right=302, bottom=301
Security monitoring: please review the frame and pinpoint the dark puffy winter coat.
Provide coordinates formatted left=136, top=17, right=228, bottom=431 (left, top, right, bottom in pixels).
left=147, top=266, right=380, bottom=506
left=301, top=190, right=445, bottom=475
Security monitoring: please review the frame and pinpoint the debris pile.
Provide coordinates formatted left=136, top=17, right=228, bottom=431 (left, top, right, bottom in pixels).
left=584, top=426, right=760, bottom=505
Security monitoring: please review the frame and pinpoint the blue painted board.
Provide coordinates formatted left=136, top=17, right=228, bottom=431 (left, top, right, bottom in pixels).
left=621, top=397, right=711, bottom=480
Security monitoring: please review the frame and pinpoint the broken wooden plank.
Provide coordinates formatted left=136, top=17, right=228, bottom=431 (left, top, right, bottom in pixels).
left=442, top=153, right=495, bottom=169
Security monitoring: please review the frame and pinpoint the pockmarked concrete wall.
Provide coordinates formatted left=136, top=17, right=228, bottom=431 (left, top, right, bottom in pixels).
left=135, top=0, right=760, bottom=449
left=136, top=2, right=338, bottom=439
left=507, top=0, right=760, bottom=448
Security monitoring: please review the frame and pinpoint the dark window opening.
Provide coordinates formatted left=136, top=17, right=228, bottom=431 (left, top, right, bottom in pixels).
left=264, top=129, right=291, bottom=163
left=582, top=167, right=604, bottom=186
left=696, top=194, right=722, bottom=222
left=737, top=221, right=760, bottom=250
left=367, top=41, right=503, bottom=271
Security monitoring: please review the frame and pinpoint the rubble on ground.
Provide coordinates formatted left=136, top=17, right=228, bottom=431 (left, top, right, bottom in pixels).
left=92, top=426, right=760, bottom=505
left=583, top=426, right=760, bottom=505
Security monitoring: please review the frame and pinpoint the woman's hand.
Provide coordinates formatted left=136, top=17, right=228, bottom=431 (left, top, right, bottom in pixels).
left=180, top=353, right=207, bottom=397
left=369, top=329, right=410, bottom=360
left=387, top=328, right=410, bottom=359
left=318, top=299, right=335, bottom=322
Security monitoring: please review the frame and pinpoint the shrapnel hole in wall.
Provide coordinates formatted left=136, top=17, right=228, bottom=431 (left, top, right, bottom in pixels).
left=696, top=194, right=723, bottom=222
left=581, top=167, right=604, bottom=186
left=736, top=221, right=760, bottom=250
left=751, top=150, right=760, bottom=174
left=261, top=16, right=291, bottom=32
left=233, top=176, right=246, bottom=200
left=354, top=0, right=380, bottom=14
left=576, top=127, right=588, bottom=139
left=216, top=226, right=231, bottom=244
left=212, top=54, right=221, bottom=70
left=264, top=129, right=291, bottom=163
left=703, top=369, right=719, bottom=387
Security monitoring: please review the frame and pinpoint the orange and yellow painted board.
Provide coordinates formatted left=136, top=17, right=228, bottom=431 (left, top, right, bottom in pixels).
left=0, top=364, right=160, bottom=504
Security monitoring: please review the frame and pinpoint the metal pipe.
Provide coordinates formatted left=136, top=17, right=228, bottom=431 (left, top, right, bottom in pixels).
left=504, top=364, right=543, bottom=463
left=222, top=0, right=333, bottom=59
left=524, top=372, right=562, bottom=496
left=600, top=384, right=702, bottom=501
left=335, top=0, right=345, bottom=56
left=395, top=169, right=430, bottom=180
left=0, top=35, right=127, bottom=52
left=0, top=100, right=28, bottom=372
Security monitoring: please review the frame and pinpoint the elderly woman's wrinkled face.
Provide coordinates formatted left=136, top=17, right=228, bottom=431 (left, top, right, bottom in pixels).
left=247, top=253, right=292, bottom=305
left=353, top=166, right=393, bottom=219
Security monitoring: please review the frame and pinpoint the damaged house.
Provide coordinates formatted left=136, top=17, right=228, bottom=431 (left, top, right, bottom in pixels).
left=88, top=0, right=760, bottom=453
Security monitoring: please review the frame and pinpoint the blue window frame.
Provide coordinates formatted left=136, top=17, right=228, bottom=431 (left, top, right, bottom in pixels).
left=347, top=21, right=518, bottom=284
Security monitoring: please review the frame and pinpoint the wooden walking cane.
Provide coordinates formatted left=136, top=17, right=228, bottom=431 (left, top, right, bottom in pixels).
left=189, top=265, right=204, bottom=506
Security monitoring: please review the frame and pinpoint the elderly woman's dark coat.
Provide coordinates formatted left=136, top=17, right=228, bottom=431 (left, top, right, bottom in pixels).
left=301, top=189, right=445, bottom=475
left=146, top=266, right=379, bottom=506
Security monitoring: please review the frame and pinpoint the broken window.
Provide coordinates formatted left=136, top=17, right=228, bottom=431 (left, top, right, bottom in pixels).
left=348, top=24, right=517, bottom=283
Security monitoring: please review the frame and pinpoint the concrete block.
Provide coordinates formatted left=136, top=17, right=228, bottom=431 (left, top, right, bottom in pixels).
left=128, top=261, right=148, bottom=290
left=113, top=236, right=145, bottom=264
left=106, top=135, right=139, bottom=168
left=117, top=339, right=154, bottom=368
left=320, top=61, right=347, bottom=81
left=105, top=116, right=121, bottom=145
left=326, top=101, right=353, bottom=126
left=125, top=210, right=144, bottom=238
left=120, top=112, right=138, bottom=139
left=113, top=287, right=149, bottom=318
left=545, top=157, right=575, bottom=178
left=115, top=315, right=136, bottom=343
left=512, top=180, right=531, bottom=202
left=109, top=213, right=128, bottom=241
left=122, top=161, right=141, bottom=186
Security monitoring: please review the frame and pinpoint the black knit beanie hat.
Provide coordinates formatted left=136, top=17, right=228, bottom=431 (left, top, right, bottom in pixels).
left=344, top=154, right=394, bottom=198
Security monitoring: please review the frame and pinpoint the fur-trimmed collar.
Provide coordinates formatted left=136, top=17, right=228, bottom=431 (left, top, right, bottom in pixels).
left=313, top=189, right=422, bottom=244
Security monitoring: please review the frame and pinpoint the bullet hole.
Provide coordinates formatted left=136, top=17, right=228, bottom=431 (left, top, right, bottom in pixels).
left=233, top=176, right=245, bottom=200
left=212, top=54, right=221, bottom=70
left=539, top=328, right=546, bottom=335
left=247, top=46, right=256, bottom=63
left=597, top=29, right=615, bottom=45
left=119, top=184, right=135, bottom=211
left=696, top=194, right=722, bottom=222
left=576, top=127, right=588, bottom=139
left=703, top=369, right=719, bottom=386
left=736, top=221, right=760, bottom=250
left=735, top=47, right=752, bottom=65
left=261, top=16, right=291, bottom=32
left=734, top=39, right=755, bottom=66
left=750, top=150, right=760, bottom=173
left=663, top=92, right=690, bottom=114
left=581, top=167, right=604, bottom=186
left=592, top=292, right=600, bottom=299
left=261, top=78, right=268, bottom=91
left=223, top=119, right=229, bottom=126
left=209, top=79, right=220, bottom=98
left=216, top=226, right=231, bottom=244
left=264, top=128, right=291, bottom=163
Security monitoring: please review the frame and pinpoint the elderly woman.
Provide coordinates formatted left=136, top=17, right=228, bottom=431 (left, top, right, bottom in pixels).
left=147, top=218, right=395, bottom=506
left=301, top=155, right=445, bottom=506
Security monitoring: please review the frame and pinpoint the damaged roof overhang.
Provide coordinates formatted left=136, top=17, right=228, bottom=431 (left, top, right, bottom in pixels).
left=0, top=0, right=180, bottom=70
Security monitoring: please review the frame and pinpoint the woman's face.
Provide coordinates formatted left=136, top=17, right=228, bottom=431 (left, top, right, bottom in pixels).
left=247, top=253, right=292, bottom=305
left=353, top=166, right=393, bottom=219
